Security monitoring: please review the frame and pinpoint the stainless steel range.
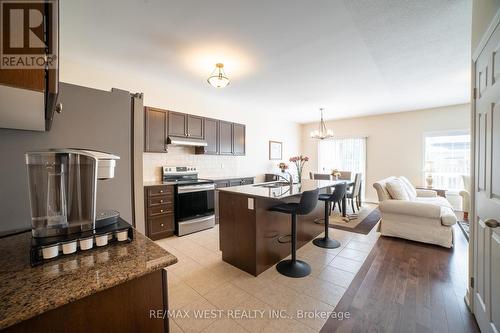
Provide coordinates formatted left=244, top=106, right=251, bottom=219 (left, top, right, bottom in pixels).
left=162, top=166, right=215, bottom=236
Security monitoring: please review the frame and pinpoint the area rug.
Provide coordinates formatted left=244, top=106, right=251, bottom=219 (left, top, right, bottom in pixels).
left=327, top=204, right=381, bottom=235
left=457, top=220, right=470, bottom=241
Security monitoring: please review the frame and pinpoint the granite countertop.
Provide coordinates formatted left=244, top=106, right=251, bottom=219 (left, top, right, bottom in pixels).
left=218, top=179, right=348, bottom=200
left=144, top=175, right=256, bottom=187
left=0, top=229, right=177, bottom=330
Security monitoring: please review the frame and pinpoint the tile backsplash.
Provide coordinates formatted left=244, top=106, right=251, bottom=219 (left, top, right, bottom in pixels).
left=143, top=146, right=245, bottom=181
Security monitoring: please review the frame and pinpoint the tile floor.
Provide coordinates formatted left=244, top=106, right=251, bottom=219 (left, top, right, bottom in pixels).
left=156, top=223, right=380, bottom=333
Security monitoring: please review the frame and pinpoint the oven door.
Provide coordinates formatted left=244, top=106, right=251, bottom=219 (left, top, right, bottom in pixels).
left=176, top=184, right=215, bottom=222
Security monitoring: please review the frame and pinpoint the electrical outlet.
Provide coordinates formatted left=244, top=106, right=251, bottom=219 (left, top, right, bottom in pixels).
left=220, top=163, right=224, bottom=169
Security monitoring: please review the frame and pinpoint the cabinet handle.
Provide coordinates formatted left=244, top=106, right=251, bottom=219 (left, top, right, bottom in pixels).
left=160, top=190, right=163, bottom=193
left=160, top=200, right=164, bottom=203
left=160, top=223, right=164, bottom=227
left=160, top=209, right=164, bottom=213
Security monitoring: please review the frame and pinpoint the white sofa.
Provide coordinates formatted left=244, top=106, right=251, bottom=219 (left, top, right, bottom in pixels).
left=373, top=176, right=457, bottom=248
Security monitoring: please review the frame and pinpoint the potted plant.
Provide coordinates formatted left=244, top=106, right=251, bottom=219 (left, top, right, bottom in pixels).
left=289, top=155, right=309, bottom=183
left=332, top=169, right=341, bottom=180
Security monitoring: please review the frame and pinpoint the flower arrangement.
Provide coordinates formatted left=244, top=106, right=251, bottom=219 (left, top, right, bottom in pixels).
left=289, top=155, right=309, bottom=183
left=332, top=169, right=341, bottom=179
left=278, top=162, right=288, bottom=173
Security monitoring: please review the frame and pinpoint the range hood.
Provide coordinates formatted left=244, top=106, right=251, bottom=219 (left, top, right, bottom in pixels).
left=167, top=137, right=208, bottom=147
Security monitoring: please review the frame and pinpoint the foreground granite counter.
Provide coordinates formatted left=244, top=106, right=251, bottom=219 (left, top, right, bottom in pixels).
left=218, top=179, right=346, bottom=200
left=0, top=229, right=177, bottom=331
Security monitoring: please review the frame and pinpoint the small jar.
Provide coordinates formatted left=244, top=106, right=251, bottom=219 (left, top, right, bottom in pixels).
left=41, top=244, right=59, bottom=259
left=79, top=237, right=94, bottom=251
left=62, top=240, right=77, bottom=254
left=95, top=233, right=109, bottom=247
left=116, top=230, right=128, bottom=242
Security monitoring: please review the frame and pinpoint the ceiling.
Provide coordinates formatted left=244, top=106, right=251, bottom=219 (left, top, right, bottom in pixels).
left=60, top=0, right=471, bottom=123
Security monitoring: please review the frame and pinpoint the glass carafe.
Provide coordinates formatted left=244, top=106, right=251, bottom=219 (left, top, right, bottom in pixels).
left=26, top=150, right=99, bottom=237
left=27, top=158, right=68, bottom=237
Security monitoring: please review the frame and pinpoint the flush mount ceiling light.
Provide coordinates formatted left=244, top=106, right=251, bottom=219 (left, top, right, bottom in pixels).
left=207, top=63, right=230, bottom=88
left=310, top=108, right=334, bottom=140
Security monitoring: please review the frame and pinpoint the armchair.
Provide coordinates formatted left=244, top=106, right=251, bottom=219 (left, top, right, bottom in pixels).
left=459, top=175, right=471, bottom=220
left=373, top=176, right=457, bottom=248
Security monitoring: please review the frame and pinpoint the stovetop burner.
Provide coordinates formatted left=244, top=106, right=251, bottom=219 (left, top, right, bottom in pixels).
left=161, top=166, right=213, bottom=185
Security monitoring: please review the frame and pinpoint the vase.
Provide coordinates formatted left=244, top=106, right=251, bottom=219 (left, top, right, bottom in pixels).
left=426, top=174, right=434, bottom=188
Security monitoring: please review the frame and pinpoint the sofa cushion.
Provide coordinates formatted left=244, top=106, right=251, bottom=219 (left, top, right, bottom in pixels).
left=415, top=196, right=453, bottom=209
left=373, top=177, right=398, bottom=201
left=386, top=179, right=410, bottom=200
left=399, top=176, right=417, bottom=201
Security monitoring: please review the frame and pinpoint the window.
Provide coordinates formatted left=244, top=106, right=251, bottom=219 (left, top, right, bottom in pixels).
left=318, top=137, right=367, bottom=197
left=424, top=131, right=470, bottom=191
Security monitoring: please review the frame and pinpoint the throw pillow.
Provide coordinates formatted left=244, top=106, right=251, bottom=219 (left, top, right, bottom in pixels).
left=399, top=176, right=417, bottom=201
left=386, top=179, right=410, bottom=201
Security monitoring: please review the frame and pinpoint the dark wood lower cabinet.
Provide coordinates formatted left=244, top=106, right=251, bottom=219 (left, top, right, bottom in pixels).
left=218, top=190, right=324, bottom=276
left=145, top=185, right=175, bottom=240
left=5, top=269, right=169, bottom=333
left=214, top=178, right=254, bottom=225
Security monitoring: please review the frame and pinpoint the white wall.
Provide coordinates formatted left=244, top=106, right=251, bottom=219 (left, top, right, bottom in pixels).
left=472, top=0, right=500, bottom=52
left=60, top=61, right=301, bottom=183
left=301, top=104, right=471, bottom=203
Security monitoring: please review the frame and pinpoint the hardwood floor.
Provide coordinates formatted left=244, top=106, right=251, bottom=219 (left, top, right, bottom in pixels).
left=321, top=225, right=479, bottom=333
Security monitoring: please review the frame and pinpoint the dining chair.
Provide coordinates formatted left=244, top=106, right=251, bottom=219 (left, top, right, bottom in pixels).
left=329, top=182, right=347, bottom=215
left=347, top=173, right=362, bottom=212
left=338, top=171, right=352, bottom=181
left=311, top=173, right=332, bottom=180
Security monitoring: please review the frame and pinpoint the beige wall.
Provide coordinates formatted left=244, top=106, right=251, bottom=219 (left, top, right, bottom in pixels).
left=472, top=0, right=500, bottom=52
left=301, top=104, right=471, bottom=203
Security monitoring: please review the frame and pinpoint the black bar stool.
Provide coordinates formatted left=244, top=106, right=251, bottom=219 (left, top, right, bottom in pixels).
left=270, top=188, right=320, bottom=278
left=313, top=182, right=347, bottom=249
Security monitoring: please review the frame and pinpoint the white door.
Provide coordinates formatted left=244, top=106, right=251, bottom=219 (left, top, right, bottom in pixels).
left=473, top=20, right=500, bottom=333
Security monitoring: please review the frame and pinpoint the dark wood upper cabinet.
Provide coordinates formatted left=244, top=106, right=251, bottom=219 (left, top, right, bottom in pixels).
left=0, top=0, right=60, bottom=131
left=187, top=115, right=203, bottom=139
left=144, top=105, right=245, bottom=155
left=195, top=118, right=218, bottom=155
left=168, top=112, right=204, bottom=139
left=233, top=123, right=245, bottom=155
left=168, top=111, right=187, bottom=137
left=144, top=107, right=168, bottom=152
left=219, top=121, right=233, bottom=155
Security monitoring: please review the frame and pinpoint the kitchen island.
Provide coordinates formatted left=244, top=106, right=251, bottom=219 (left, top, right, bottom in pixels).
left=0, top=229, right=177, bottom=333
left=218, top=179, right=345, bottom=276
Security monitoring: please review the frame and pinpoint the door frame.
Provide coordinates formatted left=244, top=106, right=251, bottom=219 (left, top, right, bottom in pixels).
left=469, top=7, right=500, bottom=313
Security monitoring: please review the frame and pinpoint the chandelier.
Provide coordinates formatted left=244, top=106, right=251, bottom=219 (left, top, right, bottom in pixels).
left=310, top=108, right=334, bottom=140
left=207, top=63, right=230, bottom=88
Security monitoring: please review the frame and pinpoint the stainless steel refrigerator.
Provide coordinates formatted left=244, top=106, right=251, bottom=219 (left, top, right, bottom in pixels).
left=0, top=82, right=143, bottom=234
